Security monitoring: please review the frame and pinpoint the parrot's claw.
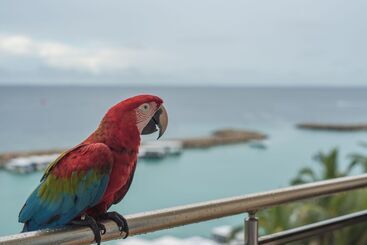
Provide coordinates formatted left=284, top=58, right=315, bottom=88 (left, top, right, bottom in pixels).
left=98, top=223, right=106, bottom=235
left=71, top=215, right=104, bottom=245
left=99, top=211, right=129, bottom=239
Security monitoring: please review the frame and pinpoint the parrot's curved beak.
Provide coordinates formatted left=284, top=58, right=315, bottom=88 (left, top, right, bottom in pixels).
left=141, top=105, right=168, bottom=139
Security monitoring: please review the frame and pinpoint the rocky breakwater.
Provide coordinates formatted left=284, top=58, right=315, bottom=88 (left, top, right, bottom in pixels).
left=297, top=123, right=367, bottom=132
left=181, top=129, right=267, bottom=149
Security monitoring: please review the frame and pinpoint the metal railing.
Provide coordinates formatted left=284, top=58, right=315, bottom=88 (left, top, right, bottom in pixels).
left=1, top=174, right=367, bottom=245
left=259, top=209, right=367, bottom=244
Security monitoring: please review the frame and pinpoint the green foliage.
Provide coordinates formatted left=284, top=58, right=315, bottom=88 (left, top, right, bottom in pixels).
left=348, top=142, right=367, bottom=173
left=291, top=148, right=346, bottom=185
left=255, top=146, right=367, bottom=244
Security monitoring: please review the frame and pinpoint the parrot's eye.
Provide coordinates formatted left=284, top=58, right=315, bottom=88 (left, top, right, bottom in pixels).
left=139, top=103, right=150, bottom=112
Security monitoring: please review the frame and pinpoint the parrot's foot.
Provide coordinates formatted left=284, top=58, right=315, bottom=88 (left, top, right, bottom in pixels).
left=71, top=215, right=105, bottom=245
left=99, top=211, right=129, bottom=238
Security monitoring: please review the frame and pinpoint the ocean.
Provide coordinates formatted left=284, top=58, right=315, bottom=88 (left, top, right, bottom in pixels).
left=0, top=86, right=367, bottom=241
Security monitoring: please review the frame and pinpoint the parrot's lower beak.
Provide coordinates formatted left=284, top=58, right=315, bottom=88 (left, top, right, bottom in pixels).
left=141, top=105, right=168, bottom=139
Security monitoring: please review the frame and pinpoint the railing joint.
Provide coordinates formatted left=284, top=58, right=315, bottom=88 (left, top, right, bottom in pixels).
left=245, top=211, right=259, bottom=245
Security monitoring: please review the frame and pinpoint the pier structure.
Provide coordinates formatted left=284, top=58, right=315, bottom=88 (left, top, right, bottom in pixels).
left=0, top=129, right=266, bottom=169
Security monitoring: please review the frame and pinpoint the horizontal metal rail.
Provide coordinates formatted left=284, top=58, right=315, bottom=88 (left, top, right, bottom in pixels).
left=1, top=174, right=367, bottom=244
left=259, top=209, right=367, bottom=244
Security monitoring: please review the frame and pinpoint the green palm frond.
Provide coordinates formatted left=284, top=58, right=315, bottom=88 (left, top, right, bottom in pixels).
left=348, top=150, right=367, bottom=173
left=290, top=167, right=318, bottom=185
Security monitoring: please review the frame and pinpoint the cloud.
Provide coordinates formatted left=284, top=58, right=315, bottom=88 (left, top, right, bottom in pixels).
left=0, top=34, right=163, bottom=74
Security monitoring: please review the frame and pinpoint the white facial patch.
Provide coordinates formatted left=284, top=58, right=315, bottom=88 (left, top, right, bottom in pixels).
left=136, top=102, right=157, bottom=133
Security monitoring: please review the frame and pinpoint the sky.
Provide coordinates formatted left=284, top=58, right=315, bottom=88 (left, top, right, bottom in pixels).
left=0, top=0, right=366, bottom=86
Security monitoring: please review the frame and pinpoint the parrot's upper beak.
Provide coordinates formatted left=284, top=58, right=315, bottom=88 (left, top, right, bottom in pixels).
left=141, top=105, right=168, bottom=139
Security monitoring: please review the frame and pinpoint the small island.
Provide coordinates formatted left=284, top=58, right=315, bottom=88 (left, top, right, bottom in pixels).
left=181, top=129, right=266, bottom=148
left=297, top=123, right=367, bottom=132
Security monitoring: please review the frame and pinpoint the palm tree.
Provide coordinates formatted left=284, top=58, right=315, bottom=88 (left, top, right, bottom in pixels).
left=347, top=142, right=367, bottom=173
left=259, top=148, right=367, bottom=245
left=291, top=148, right=345, bottom=185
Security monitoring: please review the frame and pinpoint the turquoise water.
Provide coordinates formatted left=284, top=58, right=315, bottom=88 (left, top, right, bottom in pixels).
left=0, top=86, right=367, bottom=239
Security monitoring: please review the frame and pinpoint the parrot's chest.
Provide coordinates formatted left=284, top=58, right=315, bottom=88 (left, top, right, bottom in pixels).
left=107, top=150, right=138, bottom=193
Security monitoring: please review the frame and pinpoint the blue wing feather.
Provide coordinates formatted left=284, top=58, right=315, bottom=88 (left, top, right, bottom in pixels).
left=19, top=143, right=113, bottom=232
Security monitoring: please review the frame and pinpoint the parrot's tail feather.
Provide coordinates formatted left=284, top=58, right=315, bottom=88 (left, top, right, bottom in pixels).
left=21, top=223, right=28, bottom=233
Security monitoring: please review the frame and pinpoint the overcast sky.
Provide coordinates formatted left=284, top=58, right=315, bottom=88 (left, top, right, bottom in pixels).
left=0, top=0, right=366, bottom=86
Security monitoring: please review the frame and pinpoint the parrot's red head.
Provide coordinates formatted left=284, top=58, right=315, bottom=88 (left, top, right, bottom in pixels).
left=101, top=94, right=168, bottom=141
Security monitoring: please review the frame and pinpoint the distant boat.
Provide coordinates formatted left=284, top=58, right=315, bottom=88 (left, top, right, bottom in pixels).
left=211, top=225, right=233, bottom=243
left=248, top=141, right=267, bottom=150
left=211, top=225, right=243, bottom=244
left=139, top=140, right=183, bottom=160
left=4, top=154, right=59, bottom=174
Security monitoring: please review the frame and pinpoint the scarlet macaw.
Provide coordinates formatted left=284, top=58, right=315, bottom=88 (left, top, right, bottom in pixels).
left=19, top=95, right=168, bottom=244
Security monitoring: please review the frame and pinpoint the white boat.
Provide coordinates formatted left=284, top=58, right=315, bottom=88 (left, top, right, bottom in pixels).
left=138, top=147, right=166, bottom=159
left=4, top=154, right=59, bottom=174
left=139, top=140, right=183, bottom=159
left=211, top=225, right=233, bottom=243
left=211, top=225, right=243, bottom=244
left=142, top=140, right=183, bottom=154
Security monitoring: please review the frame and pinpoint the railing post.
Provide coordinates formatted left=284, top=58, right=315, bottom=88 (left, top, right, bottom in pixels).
left=245, top=211, right=258, bottom=245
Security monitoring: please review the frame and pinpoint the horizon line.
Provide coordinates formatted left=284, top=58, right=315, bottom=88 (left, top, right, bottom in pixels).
left=0, top=84, right=367, bottom=89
